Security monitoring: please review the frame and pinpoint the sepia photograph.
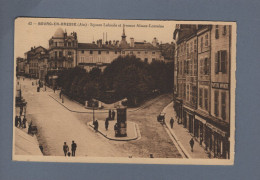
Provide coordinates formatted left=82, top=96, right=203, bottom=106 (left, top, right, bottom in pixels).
left=13, top=17, right=236, bottom=165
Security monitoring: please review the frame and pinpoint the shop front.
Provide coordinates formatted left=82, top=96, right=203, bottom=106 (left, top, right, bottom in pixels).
left=183, top=105, right=195, bottom=135
left=174, top=99, right=183, bottom=124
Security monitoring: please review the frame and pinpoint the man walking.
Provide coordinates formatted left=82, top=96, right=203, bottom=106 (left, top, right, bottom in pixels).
left=63, top=142, right=69, bottom=156
left=15, top=116, right=19, bottom=127
left=108, top=109, right=112, bottom=120
left=189, top=138, right=194, bottom=152
left=18, top=116, right=22, bottom=128
left=22, top=116, right=27, bottom=128
left=112, top=110, right=115, bottom=120
left=105, top=118, right=109, bottom=130
left=71, top=141, right=77, bottom=157
left=170, top=117, right=174, bottom=129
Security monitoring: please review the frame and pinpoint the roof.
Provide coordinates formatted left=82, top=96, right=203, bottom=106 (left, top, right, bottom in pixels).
left=53, top=28, right=64, bottom=38
left=78, top=42, right=160, bottom=50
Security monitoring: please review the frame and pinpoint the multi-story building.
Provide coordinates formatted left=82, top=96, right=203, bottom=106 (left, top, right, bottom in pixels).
left=173, top=24, right=231, bottom=159
left=24, top=46, right=48, bottom=79
left=77, top=27, right=164, bottom=72
left=16, top=57, right=26, bottom=75
left=48, top=28, right=78, bottom=70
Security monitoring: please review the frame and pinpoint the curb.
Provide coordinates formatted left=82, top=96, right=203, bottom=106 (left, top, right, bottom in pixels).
left=162, top=102, right=192, bottom=159
left=88, top=122, right=139, bottom=141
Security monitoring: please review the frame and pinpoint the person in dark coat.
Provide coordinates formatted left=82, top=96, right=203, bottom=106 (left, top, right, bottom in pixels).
left=105, top=118, right=109, bottom=130
left=108, top=109, right=112, bottom=119
left=28, top=121, right=32, bottom=134
left=22, top=116, right=27, bottom=128
left=112, top=110, right=115, bottom=120
left=71, top=141, right=77, bottom=157
left=63, top=142, right=69, bottom=156
left=18, top=116, right=22, bottom=128
left=95, top=120, right=99, bottom=131
left=15, top=116, right=19, bottom=127
left=189, top=138, right=194, bottom=152
left=170, top=117, right=174, bottom=129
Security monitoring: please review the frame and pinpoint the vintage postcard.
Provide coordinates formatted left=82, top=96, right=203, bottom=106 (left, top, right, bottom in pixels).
left=13, top=17, right=236, bottom=165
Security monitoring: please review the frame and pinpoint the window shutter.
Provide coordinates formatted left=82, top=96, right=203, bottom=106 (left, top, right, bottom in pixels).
left=215, top=53, right=219, bottom=73
left=204, top=58, right=207, bottom=75
left=221, top=50, right=227, bottom=73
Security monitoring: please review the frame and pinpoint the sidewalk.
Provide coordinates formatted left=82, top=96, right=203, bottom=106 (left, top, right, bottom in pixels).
left=88, top=120, right=140, bottom=141
left=162, top=102, right=209, bottom=159
left=15, top=127, right=43, bottom=156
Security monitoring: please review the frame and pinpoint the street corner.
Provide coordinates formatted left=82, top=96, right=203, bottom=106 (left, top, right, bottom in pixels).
left=87, top=120, right=140, bottom=141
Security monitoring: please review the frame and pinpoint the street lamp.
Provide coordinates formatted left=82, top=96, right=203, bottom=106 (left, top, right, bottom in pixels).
left=92, top=102, right=95, bottom=125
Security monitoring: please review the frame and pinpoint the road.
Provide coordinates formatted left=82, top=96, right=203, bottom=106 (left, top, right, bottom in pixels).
left=20, top=78, right=124, bottom=157
left=17, top=78, right=181, bottom=158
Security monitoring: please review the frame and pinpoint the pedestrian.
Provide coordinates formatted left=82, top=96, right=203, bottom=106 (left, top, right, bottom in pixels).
left=170, top=117, right=174, bottom=129
left=199, top=133, right=203, bottom=146
left=105, top=118, right=109, bottom=130
left=28, top=122, right=32, bottom=134
left=63, top=142, right=69, bottom=156
left=18, top=116, right=22, bottom=128
left=15, top=116, right=19, bottom=127
left=109, top=109, right=112, bottom=119
left=71, top=141, right=77, bottom=157
left=95, top=120, right=99, bottom=131
left=189, top=138, right=194, bottom=152
left=112, top=110, right=115, bottom=120
left=22, top=116, right=27, bottom=128
left=59, top=91, right=62, bottom=99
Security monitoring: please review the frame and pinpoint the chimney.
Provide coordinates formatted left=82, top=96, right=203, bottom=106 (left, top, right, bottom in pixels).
left=130, top=38, right=134, bottom=47
left=98, top=39, right=102, bottom=48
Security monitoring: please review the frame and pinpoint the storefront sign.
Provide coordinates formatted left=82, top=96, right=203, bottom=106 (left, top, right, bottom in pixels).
left=195, top=115, right=207, bottom=124
left=212, top=82, right=229, bottom=90
left=206, top=123, right=226, bottom=137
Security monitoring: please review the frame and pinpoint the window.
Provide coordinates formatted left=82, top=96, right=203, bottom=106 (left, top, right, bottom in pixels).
left=215, top=50, right=227, bottom=74
left=215, top=25, right=219, bottom=39
left=223, top=25, right=227, bottom=35
left=98, top=50, right=101, bottom=55
left=204, top=89, right=208, bottom=111
left=130, top=51, right=133, bottom=55
left=200, top=59, right=203, bottom=75
left=152, top=51, right=155, bottom=55
left=187, top=85, right=189, bottom=101
left=55, top=42, right=57, bottom=47
left=187, top=44, right=189, bottom=57
left=90, top=50, right=93, bottom=54
left=59, top=51, right=63, bottom=57
left=81, top=50, right=84, bottom=54
left=145, top=51, right=148, bottom=54
left=205, top=34, right=208, bottom=47
left=204, top=58, right=209, bottom=75
left=55, top=51, right=57, bottom=58
left=68, top=51, right=72, bottom=56
left=190, top=42, right=193, bottom=53
left=194, top=59, right=197, bottom=75
left=200, top=37, right=203, bottom=51
left=199, top=88, right=203, bottom=108
left=144, top=58, right=148, bottom=63
left=137, top=51, right=140, bottom=54
left=221, top=92, right=226, bottom=120
left=214, top=91, right=219, bottom=116
left=194, top=39, right=197, bottom=52
left=68, top=42, right=72, bottom=47
left=152, top=58, right=156, bottom=62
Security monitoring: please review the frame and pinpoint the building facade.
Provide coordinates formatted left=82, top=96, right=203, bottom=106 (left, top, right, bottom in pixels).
left=24, top=46, right=48, bottom=79
left=77, top=27, right=164, bottom=72
left=48, top=28, right=78, bottom=70
left=173, top=24, right=231, bottom=159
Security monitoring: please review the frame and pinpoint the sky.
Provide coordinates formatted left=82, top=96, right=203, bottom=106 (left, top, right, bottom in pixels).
left=15, top=17, right=176, bottom=58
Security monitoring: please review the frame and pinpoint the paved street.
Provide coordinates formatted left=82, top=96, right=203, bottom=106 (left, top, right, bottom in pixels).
left=20, top=78, right=124, bottom=157
left=17, top=78, right=182, bottom=158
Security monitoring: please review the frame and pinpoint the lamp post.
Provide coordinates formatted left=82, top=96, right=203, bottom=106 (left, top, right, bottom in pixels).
left=92, top=101, right=96, bottom=125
